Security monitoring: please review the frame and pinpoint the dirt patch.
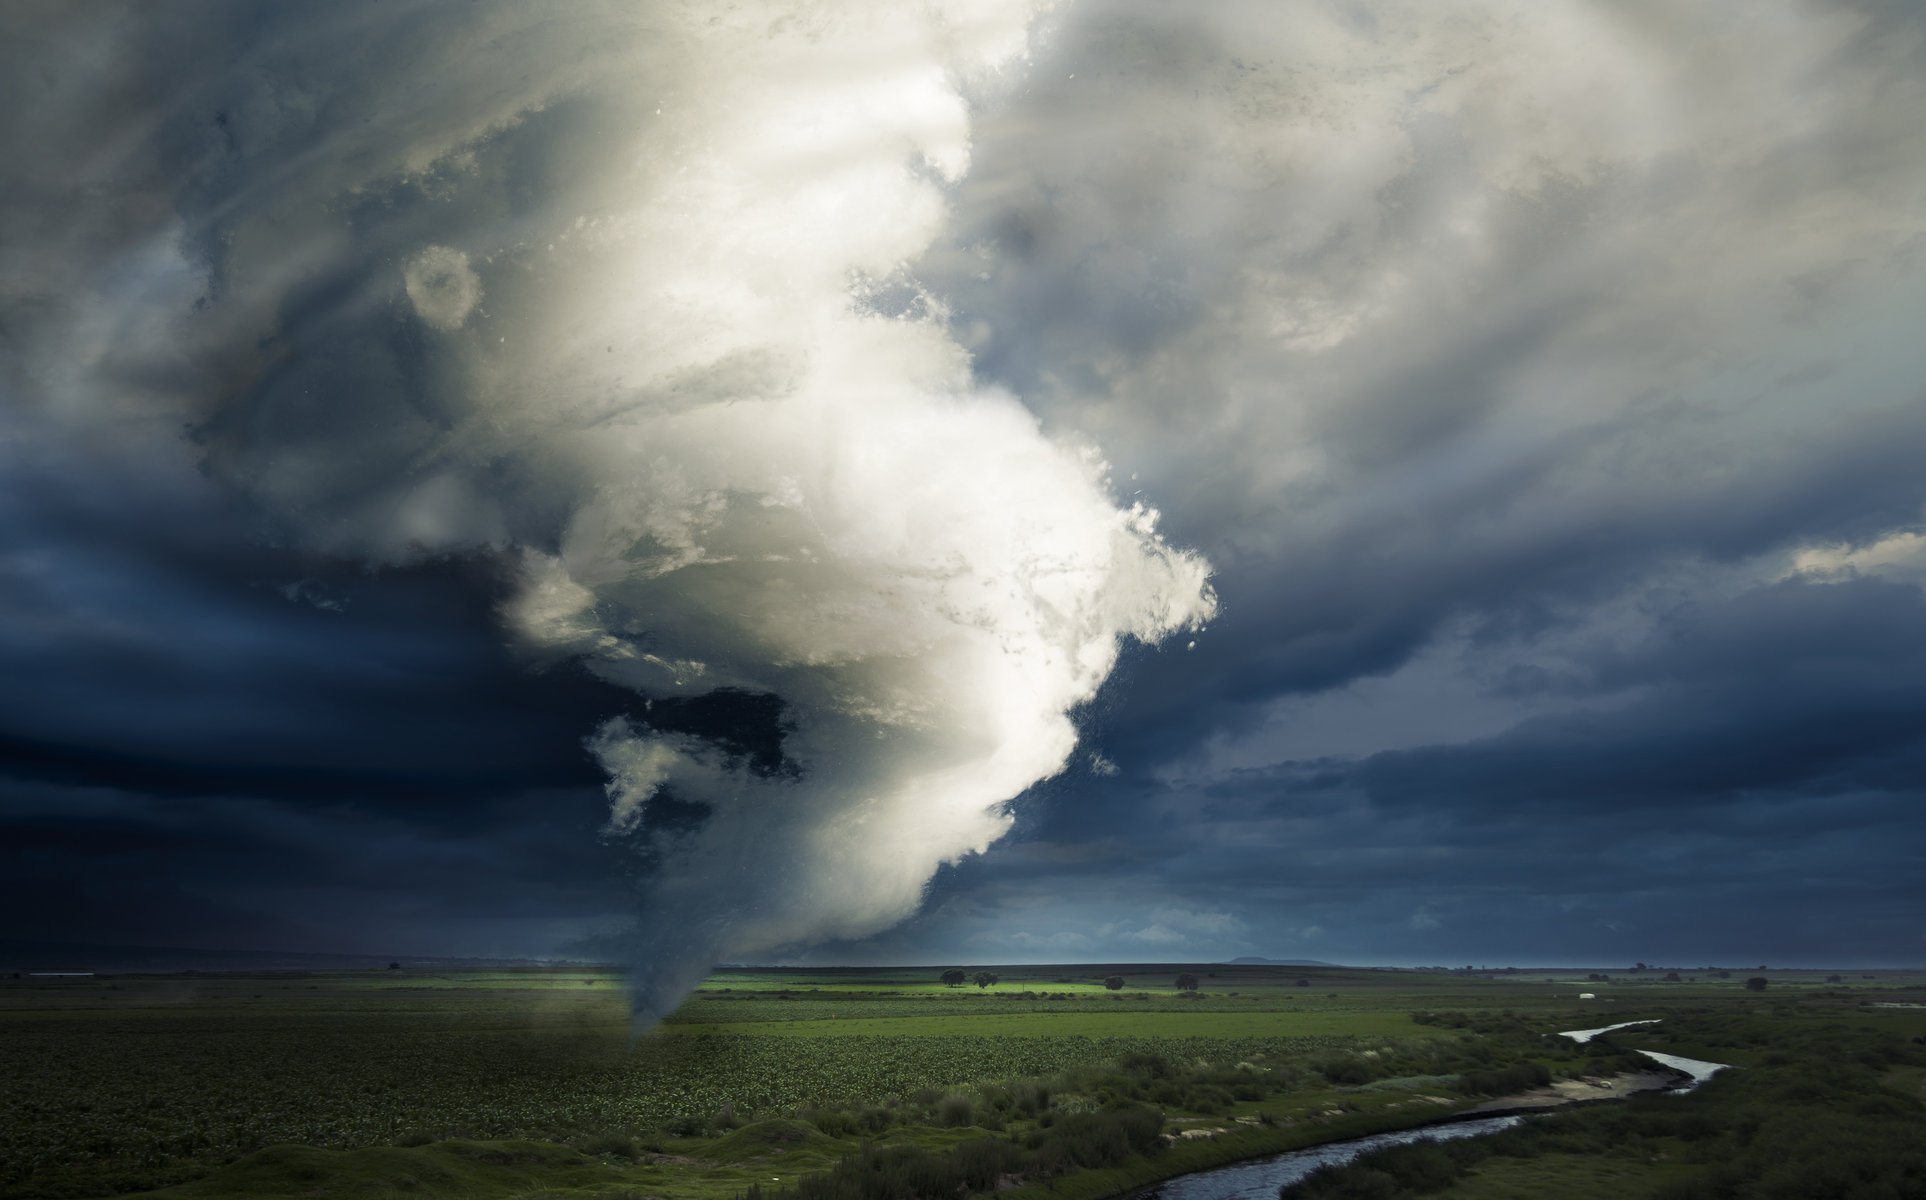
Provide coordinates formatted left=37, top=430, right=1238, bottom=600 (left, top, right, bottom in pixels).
left=1173, top=1127, right=1229, bottom=1141
left=1467, top=1070, right=1682, bottom=1114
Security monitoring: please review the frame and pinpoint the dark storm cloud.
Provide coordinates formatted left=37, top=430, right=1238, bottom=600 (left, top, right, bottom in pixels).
left=7, top=0, right=1926, bottom=970
left=911, top=573, right=1926, bottom=965
left=0, top=433, right=646, bottom=954
left=875, top=0, right=1926, bottom=963
left=1353, top=577, right=1926, bottom=816
left=0, top=449, right=641, bottom=801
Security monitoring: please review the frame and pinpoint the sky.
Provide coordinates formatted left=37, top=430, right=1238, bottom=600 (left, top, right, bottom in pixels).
left=4, top=1, right=1925, bottom=982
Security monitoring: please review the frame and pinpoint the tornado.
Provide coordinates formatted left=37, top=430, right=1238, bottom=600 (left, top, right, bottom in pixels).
left=2, top=0, right=1215, bottom=1023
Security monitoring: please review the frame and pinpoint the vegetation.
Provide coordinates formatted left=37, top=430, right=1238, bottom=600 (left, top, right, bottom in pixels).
left=740, top=1106, right=1165, bottom=1200
left=1, top=963, right=1920, bottom=1200
left=1283, top=1010, right=1926, bottom=1199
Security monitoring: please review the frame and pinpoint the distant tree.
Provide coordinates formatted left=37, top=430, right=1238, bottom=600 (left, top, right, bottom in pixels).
left=1745, top=977, right=1768, bottom=992
left=940, top=969, right=966, bottom=987
left=1103, top=976, right=1126, bottom=991
left=974, top=971, right=999, bottom=989
left=1174, top=973, right=1200, bottom=991
left=1663, top=972, right=1682, bottom=982
left=1826, top=974, right=1844, bottom=984
left=1295, top=978, right=1310, bottom=987
left=388, top=962, right=400, bottom=970
left=1634, top=962, right=1648, bottom=971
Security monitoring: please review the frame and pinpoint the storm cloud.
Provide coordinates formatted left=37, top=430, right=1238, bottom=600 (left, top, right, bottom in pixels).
left=5, top=0, right=1926, bottom=973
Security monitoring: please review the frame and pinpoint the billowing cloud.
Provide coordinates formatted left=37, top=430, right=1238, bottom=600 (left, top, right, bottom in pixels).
left=7, top=0, right=1926, bottom=974
left=2, top=1, right=1213, bottom=1019
left=930, top=0, right=1926, bottom=762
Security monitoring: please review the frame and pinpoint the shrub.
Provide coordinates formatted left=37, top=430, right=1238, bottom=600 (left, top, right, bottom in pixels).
left=577, top=1132, right=640, bottom=1159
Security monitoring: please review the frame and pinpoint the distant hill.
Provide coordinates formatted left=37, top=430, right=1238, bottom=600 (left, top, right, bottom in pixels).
left=1224, top=956, right=1341, bottom=966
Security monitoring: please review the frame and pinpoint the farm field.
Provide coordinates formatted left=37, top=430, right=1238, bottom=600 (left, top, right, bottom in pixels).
left=3, top=963, right=1922, bottom=1200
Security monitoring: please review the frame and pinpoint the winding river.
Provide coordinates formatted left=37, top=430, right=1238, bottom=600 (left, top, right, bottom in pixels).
left=1129, top=1020, right=1728, bottom=1200
left=1132, top=1115, right=1526, bottom=1200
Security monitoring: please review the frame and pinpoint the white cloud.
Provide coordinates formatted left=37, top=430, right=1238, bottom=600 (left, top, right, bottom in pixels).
left=1790, top=530, right=1926, bottom=584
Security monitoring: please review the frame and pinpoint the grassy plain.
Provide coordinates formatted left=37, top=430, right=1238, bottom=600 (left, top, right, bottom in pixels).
left=3, top=962, right=1922, bottom=1200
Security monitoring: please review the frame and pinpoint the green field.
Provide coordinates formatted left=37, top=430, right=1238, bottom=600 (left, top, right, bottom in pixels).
left=3, top=963, right=1922, bottom=1200
left=1284, top=1002, right=1926, bottom=1199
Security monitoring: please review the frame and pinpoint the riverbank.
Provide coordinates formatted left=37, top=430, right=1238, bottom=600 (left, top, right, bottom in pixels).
left=999, top=1067, right=1685, bottom=1200
left=1270, top=1012, right=1926, bottom=1199
left=1462, top=1067, right=1686, bottom=1114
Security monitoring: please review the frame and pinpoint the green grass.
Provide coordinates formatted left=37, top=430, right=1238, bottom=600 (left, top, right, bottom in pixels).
left=5, top=964, right=1923, bottom=1200
left=1280, top=1003, right=1926, bottom=1200
left=1429, top=1151, right=1700, bottom=1199
left=659, top=1009, right=1439, bottom=1038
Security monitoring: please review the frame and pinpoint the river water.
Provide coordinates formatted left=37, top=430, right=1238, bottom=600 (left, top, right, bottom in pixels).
left=1559, top=1019, right=1661, bottom=1042
left=1128, top=1020, right=1729, bottom=1200
left=1556, top=1020, right=1729, bottom=1087
left=1130, top=1115, right=1525, bottom=1200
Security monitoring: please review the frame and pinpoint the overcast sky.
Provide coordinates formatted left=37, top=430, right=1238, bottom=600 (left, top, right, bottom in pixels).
left=5, top=0, right=1925, bottom=975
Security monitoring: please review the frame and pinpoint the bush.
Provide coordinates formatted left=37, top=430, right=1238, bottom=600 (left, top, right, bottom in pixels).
left=1316, top=1056, right=1372, bottom=1086
left=577, top=1132, right=640, bottom=1159
left=799, top=1106, right=857, bottom=1137
left=1120, top=1052, right=1173, bottom=1079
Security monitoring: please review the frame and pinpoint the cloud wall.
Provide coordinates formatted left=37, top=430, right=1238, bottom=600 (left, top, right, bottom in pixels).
left=2, top=0, right=1214, bottom=1021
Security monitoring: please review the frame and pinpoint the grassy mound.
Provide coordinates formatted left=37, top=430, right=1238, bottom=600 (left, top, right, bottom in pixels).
left=693, top=1118, right=846, bottom=1163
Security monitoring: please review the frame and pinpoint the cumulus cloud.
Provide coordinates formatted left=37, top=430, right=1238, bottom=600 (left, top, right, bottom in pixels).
left=3, top=1, right=1213, bottom=1020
